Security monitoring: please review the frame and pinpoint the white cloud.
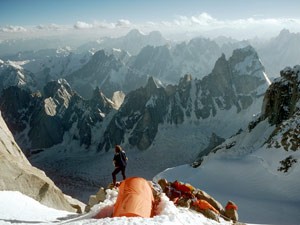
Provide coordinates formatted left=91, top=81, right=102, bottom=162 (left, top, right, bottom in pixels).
left=1, top=13, right=300, bottom=41
left=36, top=23, right=65, bottom=30
left=0, top=25, right=27, bottom=32
left=171, top=13, right=300, bottom=30
left=94, top=21, right=115, bottom=29
left=115, top=19, right=132, bottom=28
left=73, top=19, right=132, bottom=30
left=74, top=21, right=94, bottom=29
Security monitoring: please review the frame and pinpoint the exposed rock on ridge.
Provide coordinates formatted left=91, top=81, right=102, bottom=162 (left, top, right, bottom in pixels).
left=262, top=65, right=300, bottom=151
left=0, top=111, right=84, bottom=212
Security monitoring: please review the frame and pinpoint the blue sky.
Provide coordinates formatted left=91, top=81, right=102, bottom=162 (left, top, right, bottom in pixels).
left=1, top=0, right=300, bottom=40
left=1, top=0, right=300, bottom=26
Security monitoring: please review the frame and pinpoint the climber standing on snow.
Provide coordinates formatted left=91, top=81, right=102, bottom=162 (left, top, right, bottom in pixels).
left=112, top=145, right=128, bottom=186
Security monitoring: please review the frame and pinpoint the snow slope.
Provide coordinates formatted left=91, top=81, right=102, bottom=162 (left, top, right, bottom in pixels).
left=155, top=120, right=300, bottom=225
left=0, top=190, right=238, bottom=225
left=0, top=191, right=75, bottom=224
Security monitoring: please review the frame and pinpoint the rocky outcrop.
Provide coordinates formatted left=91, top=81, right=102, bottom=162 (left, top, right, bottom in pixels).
left=262, top=66, right=300, bottom=125
left=0, top=86, right=41, bottom=136
left=262, top=65, right=300, bottom=151
left=0, top=111, right=84, bottom=212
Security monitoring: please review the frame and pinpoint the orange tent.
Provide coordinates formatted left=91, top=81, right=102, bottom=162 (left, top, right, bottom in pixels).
left=113, top=177, right=154, bottom=218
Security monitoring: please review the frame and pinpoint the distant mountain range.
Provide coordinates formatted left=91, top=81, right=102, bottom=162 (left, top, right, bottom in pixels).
left=1, top=28, right=299, bottom=82
left=0, top=28, right=299, bottom=203
left=77, top=29, right=168, bottom=55
left=0, top=45, right=270, bottom=201
left=254, top=29, right=300, bottom=78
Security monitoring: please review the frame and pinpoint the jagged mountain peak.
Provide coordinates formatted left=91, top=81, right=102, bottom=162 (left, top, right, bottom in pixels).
left=148, top=30, right=163, bottom=38
left=145, top=76, right=164, bottom=91
left=92, top=49, right=112, bottom=60
left=43, top=79, right=73, bottom=100
left=229, top=45, right=270, bottom=88
left=229, top=45, right=259, bottom=68
left=90, top=86, right=116, bottom=112
left=125, top=29, right=145, bottom=38
left=232, top=44, right=256, bottom=54
left=279, top=28, right=290, bottom=35
left=209, top=53, right=229, bottom=77
left=275, top=29, right=300, bottom=42
left=178, top=74, right=193, bottom=88
left=0, top=60, right=36, bottom=92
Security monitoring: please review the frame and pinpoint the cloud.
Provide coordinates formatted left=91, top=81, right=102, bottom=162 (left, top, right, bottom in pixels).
left=0, top=25, right=27, bottom=32
left=171, top=13, right=300, bottom=30
left=36, top=23, right=65, bottom=30
left=73, top=19, right=132, bottom=30
left=74, top=21, right=94, bottom=29
left=1, top=13, right=300, bottom=41
left=115, top=19, right=132, bottom=28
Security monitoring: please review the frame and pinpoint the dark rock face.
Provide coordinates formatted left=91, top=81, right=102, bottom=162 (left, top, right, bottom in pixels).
left=98, top=77, right=169, bottom=151
left=0, top=112, right=82, bottom=212
left=262, top=65, right=300, bottom=152
left=262, top=66, right=300, bottom=125
left=0, top=86, right=41, bottom=134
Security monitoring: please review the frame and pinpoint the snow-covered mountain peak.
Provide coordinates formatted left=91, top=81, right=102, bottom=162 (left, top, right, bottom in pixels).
left=146, top=76, right=165, bottom=90
left=0, top=59, right=36, bottom=92
left=148, top=30, right=164, bottom=39
left=276, top=28, right=293, bottom=41
left=90, top=87, right=117, bottom=112
left=44, top=79, right=73, bottom=99
left=230, top=45, right=264, bottom=77
left=125, top=29, right=145, bottom=38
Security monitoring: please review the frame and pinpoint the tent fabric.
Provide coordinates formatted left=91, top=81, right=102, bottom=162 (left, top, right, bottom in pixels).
left=113, top=177, right=154, bottom=218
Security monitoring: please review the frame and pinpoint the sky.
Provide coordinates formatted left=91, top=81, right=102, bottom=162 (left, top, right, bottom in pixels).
left=1, top=0, right=300, bottom=25
left=1, top=0, right=300, bottom=40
